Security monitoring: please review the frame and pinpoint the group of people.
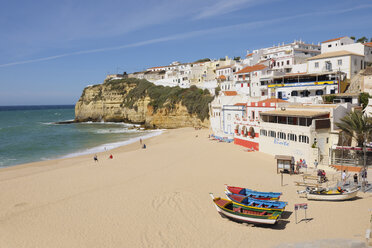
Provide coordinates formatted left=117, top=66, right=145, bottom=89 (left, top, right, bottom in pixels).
left=317, top=169, right=327, bottom=183
left=93, top=154, right=113, bottom=163
left=342, top=169, right=368, bottom=185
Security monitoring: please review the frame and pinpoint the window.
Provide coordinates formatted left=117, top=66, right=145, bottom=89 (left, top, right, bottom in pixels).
left=287, top=60, right=290, bottom=65
left=278, top=132, right=286, bottom=139
left=328, top=44, right=332, bottom=47
left=269, top=131, right=276, bottom=138
left=338, top=59, right=342, bottom=66
left=291, top=91, right=298, bottom=96
left=260, top=129, right=267, bottom=136
left=299, top=135, right=309, bottom=144
left=316, top=90, right=324, bottom=95
left=252, top=111, right=255, bottom=120
left=315, top=62, right=319, bottom=68
left=288, top=133, right=297, bottom=141
left=281, top=61, right=284, bottom=66
left=325, top=61, right=332, bottom=71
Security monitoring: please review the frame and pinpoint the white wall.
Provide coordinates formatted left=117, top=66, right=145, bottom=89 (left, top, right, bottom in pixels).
left=321, top=37, right=354, bottom=53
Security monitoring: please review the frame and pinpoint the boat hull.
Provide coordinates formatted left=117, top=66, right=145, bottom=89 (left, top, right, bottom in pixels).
left=306, top=189, right=358, bottom=201
left=225, top=192, right=286, bottom=211
left=214, top=204, right=278, bottom=225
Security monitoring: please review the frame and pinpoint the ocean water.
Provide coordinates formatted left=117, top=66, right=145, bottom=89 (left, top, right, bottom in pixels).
left=0, top=105, right=162, bottom=167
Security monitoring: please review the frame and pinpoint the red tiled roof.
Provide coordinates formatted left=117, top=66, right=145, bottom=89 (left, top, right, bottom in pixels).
left=234, top=103, right=246, bottom=106
left=258, top=98, right=287, bottom=104
left=246, top=53, right=253, bottom=57
left=321, top=37, right=346, bottom=43
left=235, top=64, right=267, bottom=74
left=364, top=42, right=372, bottom=48
left=222, top=91, right=238, bottom=96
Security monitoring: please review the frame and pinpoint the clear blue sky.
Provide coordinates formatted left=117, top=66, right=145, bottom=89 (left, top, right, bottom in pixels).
left=0, top=0, right=371, bottom=105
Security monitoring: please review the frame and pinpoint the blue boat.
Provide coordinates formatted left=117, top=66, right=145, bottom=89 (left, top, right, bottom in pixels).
left=225, top=185, right=282, bottom=200
left=225, top=192, right=287, bottom=211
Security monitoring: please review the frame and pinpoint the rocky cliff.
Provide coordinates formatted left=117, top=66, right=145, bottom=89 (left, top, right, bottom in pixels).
left=75, top=78, right=212, bottom=128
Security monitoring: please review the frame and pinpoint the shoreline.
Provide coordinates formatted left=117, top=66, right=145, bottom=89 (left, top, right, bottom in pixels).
left=0, top=122, right=163, bottom=169
left=0, top=127, right=370, bottom=248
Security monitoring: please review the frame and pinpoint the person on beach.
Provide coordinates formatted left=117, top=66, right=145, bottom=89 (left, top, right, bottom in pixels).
left=109, top=154, right=113, bottom=159
left=314, top=159, right=318, bottom=169
left=142, top=144, right=146, bottom=149
left=342, top=170, right=347, bottom=184
left=354, top=173, right=358, bottom=185
left=140, top=138, right=142, bottom=145
left=94, top=154, right=98, bottom=163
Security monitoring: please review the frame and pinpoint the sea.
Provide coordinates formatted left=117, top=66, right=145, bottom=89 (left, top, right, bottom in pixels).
left=0, top=105, right=162, bottom=168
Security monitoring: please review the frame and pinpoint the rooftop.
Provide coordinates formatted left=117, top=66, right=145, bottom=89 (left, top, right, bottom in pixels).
left=235, top=64, right=267, bottom=74
left=321, top=37, right=347, bottom=43
left=364, top=42, right=372, bottom=48
left=307, top=50, right=364, bottom=60
left=257, top=98, right=287, bottom=104
left=222, top=91, right=238, bottom=96
left=260, top=109, right=329, bottom=118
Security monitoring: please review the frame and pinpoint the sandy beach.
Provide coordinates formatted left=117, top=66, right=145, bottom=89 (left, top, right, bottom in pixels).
left=0, top=128, right=371, bottom=248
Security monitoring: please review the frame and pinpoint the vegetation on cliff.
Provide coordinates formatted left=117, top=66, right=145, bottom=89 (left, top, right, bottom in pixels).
left=104, top=78, right=214, bottom=121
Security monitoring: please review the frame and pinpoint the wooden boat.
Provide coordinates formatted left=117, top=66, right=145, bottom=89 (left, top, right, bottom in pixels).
left=225, top=185, right=281, bottom=200
left=298, top=186, right=359, bottom=201
left=225, top=191, right=287, bottom=211
left=209, top=193, right=282, bottom=225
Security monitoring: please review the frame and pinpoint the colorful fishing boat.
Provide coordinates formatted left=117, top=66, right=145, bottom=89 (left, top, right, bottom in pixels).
left=225, top=185, right=281, bottom=200
left=225, top=191, right=287, bottom=211
left=210, top=193, right=282, bottom=225
left=298, top=186, right=359, bottom=201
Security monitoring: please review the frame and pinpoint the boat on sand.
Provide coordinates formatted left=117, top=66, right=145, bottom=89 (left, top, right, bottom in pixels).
left=225, top=191, right=287, bottom=211
left=297, top=186, right=359, bottom=201
left=210, top=193, right=282, bottom=225
left=225, top=185, right=281, bottom=200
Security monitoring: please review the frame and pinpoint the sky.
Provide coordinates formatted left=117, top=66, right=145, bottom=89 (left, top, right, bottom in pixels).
left=0, top=0, right=371, bottom=105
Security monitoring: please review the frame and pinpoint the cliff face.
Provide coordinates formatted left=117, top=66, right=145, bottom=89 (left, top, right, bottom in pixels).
left=75, top=80, right=210, bottom=128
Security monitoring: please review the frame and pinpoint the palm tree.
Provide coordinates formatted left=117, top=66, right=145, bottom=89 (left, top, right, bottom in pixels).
left=336, top=110, right=372, bottom=147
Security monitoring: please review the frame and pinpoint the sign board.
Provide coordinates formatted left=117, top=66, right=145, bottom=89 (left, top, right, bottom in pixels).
left=294, top=203, right=308, bottom=224
left=294, top=203, right=308, bottom=210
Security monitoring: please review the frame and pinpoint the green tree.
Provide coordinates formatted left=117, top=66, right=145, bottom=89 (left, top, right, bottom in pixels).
left=194, top=58, right=210, bottom=63
left=336, top=110, right=372, bottom=147
left=356, top=36, right=368, bottom=43
left=359, top=92, right=370, bottom=109
left=350, top=36, right=356, bottom=40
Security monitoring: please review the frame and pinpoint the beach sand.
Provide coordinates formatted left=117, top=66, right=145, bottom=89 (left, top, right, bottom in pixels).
left=0, top=128, right=371, bottom=248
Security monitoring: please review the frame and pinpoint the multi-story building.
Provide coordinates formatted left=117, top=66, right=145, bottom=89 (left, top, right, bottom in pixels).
left=209, top=91, right=248, bottom=139
left=253, top=40, right=321, bottom=73
left=233, top=98, right=288, bottom=150
left=307, top=51, right=365, bottom=79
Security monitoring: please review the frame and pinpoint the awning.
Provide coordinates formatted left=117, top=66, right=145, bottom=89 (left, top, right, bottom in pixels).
left=276, top=85, right=328, bottom=91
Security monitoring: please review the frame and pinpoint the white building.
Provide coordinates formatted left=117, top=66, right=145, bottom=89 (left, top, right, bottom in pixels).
left=209, top=91, right=248, bottom=139
left=256, top=40, right=321, bottom=73
left=258, top=103, right=352, bottom=165
left=307, top=50, right=365, bottom=79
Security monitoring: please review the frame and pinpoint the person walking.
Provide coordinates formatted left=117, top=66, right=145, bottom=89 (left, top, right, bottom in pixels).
left=342, top=170, right=347, bottom=185
left=314, top=159, right=318, bottom=169
left=94, top=154, right=98, bottom=163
